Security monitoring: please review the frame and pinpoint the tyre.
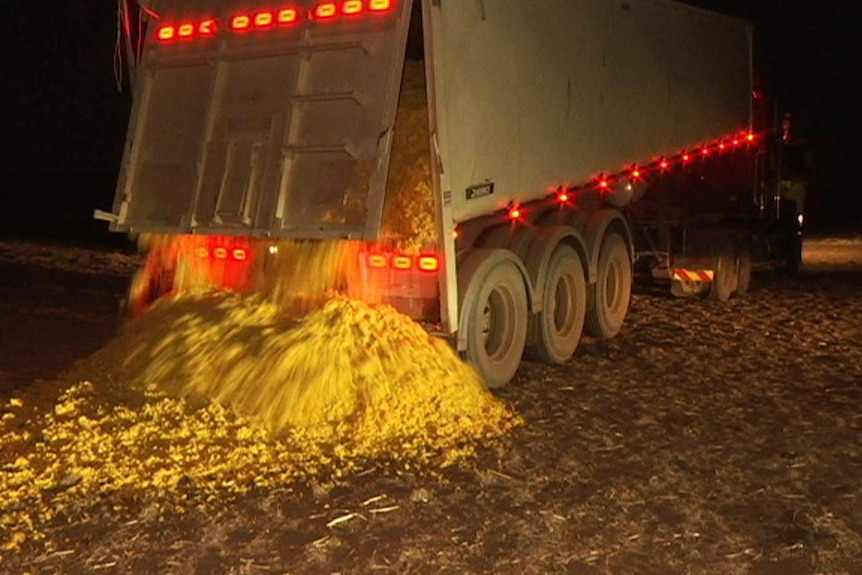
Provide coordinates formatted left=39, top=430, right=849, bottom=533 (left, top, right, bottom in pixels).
left=462, top=256, right=528, bottom=388
left=530, top=244, right=587, bottom=364
left=587, top=233, right=632, bottom=339
left=709, top=247, right=737, bottom=302
left=784, top=230, right=803, bottom=275
left=735, top=245, right=752, bottom=296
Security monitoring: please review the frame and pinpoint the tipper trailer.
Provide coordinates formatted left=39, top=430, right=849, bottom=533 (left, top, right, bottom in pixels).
left=98, top=0, right=801, bottom=387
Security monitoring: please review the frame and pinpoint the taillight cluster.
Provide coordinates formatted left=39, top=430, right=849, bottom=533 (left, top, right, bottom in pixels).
left=196, top=246, right=250, bottom=261
left=365, top=253, right=440, bottom=272
left=315, top=0, right=392, bottom=17
left=156, top=0, right=396, bottom=43
left=157, top=19, right=217, bottom=41
left=229, top=9, right=300, bottom=31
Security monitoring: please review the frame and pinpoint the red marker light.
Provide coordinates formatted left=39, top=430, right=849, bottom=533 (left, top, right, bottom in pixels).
left=343, top=0, right=364, bottom=15
left=746, top=132, right=756, bottom=142
left=682, top=153, right=690, bottom=162
left=369, top=0, right=392, bottom=11
left=232, top=248, right=249, bottom=261
left=231, top=14, right=252, bottom=30
left=418, top=256, right=439, bottom=272
left=557, top=190, right=571, bottom=203
left=659, top=158, right=669, bottom=170
left=314, top=2, right=338, bottom=18
left=278, top=8, right=298, bottom=23
left=199, top=19, right=216, bottom=35
left=157, top=26, right=176, bottom=41
left=701, top=146, right=709, bottom=156
left=598, top=179, right=609, bottom=190
left=196, top=247, right=209, bottom=259
left=508, top=206, right=523, bottom=221
left=367, top=254, right=388, bottom=268
left=214, top=247, right=228, bottom=260
left=392, top=256, right=413, bottom=270
left=178, top=23, right=195, bottom=38
left=254, top=11, right=275, bottom=27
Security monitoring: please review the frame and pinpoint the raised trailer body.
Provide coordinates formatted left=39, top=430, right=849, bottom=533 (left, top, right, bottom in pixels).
left=101, top=0, right=794, bottom=386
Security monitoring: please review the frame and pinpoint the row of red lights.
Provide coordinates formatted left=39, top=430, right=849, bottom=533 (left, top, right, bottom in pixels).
left=195, top=244, right=439, bottom=273
left=156, top=0, right=395, bottom=42
left=192, top=133, right=755, bottom=256
left=196, top=246, right=250, bottom=261
left=506, top=131, right=759, bottom=222
left=193, top=246, right=442, bottom=275
left=365, top=252, right=440, bottom=272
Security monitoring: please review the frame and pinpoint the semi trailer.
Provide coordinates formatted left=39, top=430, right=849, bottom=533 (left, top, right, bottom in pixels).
left=97, top=0, right=801, bottom=387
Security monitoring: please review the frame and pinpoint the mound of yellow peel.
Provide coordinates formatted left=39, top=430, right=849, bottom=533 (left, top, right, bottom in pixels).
left=120, top=292, right=512, bottom=441
left=0, top=292, right=521, bottom=552
left=0, top=59, right=520, bottom=553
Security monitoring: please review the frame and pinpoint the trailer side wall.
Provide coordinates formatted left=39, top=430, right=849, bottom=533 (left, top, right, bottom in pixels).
left=427, top=0, right=752, bottom=224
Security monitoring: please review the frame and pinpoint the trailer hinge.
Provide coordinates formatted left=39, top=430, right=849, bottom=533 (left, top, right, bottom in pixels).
left=94, top=201, right=128, bottom=225
left=93, top=209, right=119, bottom=224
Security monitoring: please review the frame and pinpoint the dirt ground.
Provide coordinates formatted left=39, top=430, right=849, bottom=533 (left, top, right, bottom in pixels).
left=1, top=236, right=861, bottom=575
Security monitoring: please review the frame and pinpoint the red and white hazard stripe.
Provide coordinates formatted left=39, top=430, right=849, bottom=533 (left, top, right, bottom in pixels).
left=672, top=269, right=715, bottom=282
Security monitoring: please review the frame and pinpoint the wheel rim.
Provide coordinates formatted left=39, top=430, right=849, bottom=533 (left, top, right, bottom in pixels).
left=529, top=244, right=586, bottom=364
left=588, top=233, right=631, bottom=339
left=605, top=257, right=623, bottom=314
left=553, top=271, right=577, bottom=336
left=460, top=252, right=528, bottom=388
left=552, top=275, right=572, bottom=334
left=482, top=286, right=516, bottom=362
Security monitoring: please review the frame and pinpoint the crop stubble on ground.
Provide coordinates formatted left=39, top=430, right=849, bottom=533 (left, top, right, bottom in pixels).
left=0, top=239, right=861, bottom=575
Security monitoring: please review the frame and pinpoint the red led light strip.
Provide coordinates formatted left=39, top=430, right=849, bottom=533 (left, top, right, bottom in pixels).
left=504, top=131, right=759, bottom=223
left=156, top=0, right=394, bottom=42
left=196, top=247, right=250, bottom=261
left=364, top=252, right=440, bottom=272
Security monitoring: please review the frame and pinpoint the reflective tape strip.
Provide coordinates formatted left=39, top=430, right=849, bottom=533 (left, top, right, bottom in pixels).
left=672, top=269, right=715, bottom=282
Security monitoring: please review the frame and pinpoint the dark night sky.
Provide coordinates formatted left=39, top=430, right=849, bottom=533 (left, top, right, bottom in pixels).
left=1, top=0, right=860, bottom=240
left=3, top=1, right=130, bottom=175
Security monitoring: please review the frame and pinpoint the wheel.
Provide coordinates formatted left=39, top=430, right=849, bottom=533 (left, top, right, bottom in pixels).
left=587, top=233, right=632, bottom=339
left=530, top=244, right=586, bottom=363
left=461, top=256, right=528, bottom=388
left=735, top=245, right=752, bottom=296
left=709, top=247, right=737, bottom=302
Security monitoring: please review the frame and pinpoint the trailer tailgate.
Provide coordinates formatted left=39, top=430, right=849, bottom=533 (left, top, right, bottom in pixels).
left=108, top=0, right=411, bottom=240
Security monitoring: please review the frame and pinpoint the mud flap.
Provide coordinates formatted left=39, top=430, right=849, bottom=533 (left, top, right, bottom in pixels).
left=670, top=277, right=711, bottom=298
left=669, top=256, right=715, bottom=298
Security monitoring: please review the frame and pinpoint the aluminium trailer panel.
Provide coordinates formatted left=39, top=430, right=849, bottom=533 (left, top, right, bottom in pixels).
left=425, top=0, right=753, bottom=225
left=108, top=0, right=413, bottom=240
